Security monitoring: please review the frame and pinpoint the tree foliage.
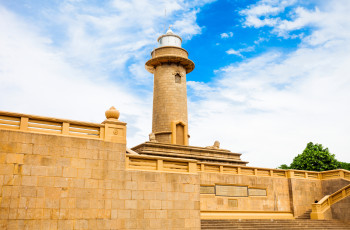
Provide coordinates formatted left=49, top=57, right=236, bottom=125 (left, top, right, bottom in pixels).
left=279, top=164, right=290, bottom=170
left=279, top=142, right=342, bottom=171
left=339, top=162, right=350, bottom=171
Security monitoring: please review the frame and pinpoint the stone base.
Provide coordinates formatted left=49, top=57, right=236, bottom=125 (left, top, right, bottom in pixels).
left=131, top=142, right=248, bottom=166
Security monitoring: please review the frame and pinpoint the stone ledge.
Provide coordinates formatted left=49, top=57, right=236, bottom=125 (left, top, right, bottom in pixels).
left=132, top=142, right=248, bottom=166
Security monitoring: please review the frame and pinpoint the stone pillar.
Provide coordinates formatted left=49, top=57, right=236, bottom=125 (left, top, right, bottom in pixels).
left=102, top=106, right=126, bottom=144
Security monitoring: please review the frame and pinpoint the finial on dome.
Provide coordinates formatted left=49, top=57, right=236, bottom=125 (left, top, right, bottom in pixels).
left=166, top=25, right=174, bottom=35
left=105, top=106, right=120, bottom=120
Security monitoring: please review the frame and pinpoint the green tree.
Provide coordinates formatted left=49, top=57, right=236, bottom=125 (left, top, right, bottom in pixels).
left=279, top=142, right=340, bottom=171
left=278, top=164, right=290, bottom=169
left=339, top=162, right=350, bottom=171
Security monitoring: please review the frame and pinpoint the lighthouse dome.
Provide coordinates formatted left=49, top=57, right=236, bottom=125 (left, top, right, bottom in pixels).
left=157, top=28, right=182, bottom=47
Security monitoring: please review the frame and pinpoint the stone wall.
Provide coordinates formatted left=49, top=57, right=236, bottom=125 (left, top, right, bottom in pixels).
left=199, top=172, right=344, bottom=218
left=321, top=178, right=350, bottom=195
left=330, top=196, right=350, bottom=221
left=199, top=172, right=291, bottom=212
left=0, top=129, right=200, bottom=230
left=286, top=178, right=323, bottom=217
left=1, top=128, right=350, bottom=228
left=321, top=179, right=350, bottom=222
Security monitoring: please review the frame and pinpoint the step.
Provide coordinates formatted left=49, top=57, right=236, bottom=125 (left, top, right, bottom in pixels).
left=201, top=219, right=350, bottom=230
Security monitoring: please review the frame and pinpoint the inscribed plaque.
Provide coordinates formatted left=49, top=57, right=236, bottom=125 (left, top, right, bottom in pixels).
left=248, top=188, right=267, bottom=196
left=200, top=186, right=215, bottom=194
left=215, top=185, right=248, bottom=197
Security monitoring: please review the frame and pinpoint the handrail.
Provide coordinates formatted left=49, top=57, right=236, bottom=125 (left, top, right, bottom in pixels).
left=310, top=184, right=350, bottom=219
left=0, top=109, right=126, bottom=144
left=126, top=154, right=350, bottom=180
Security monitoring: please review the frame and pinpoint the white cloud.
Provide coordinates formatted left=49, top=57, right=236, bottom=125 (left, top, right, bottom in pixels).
left=189, top=0, right=350, bottom=167
left=42, top=0, right=207, bottom=83
left=226, top=49, right=243, bottom=57
left=254, top=37, right=269, bottom=44
left=226, top=46, right=255, bottom=57
left=2, top=0, right=350, bottom=170
left=173, top=9, right=202, bottom=38
left=0, top=6, right=152, bottom=146
left=240, top=0, right=350, bottom=41
left=0, top=0, right=211, bottom=147
left=220, top=32, right=233, bottom=39
left=240, top=0, right=296, bottom=28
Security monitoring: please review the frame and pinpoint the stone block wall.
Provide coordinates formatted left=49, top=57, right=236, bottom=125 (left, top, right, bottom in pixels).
left=288, top=178, right=323, bottom=217
left=125, top=171, right=200, bottom=229
left=321, top=179, right=350, bottom=222
left=321, top=178, right=350, bottom=195
left=153, top=63, right=188, bottom=134
left=199, top=172, right=346, bottom=218
left=0, top=129, right=200, bottom=230
left=1, top=128, right=349, bottom=227
left=199, top=172, right=291, bottom=212
left=330, top=196, right=350, bottom=221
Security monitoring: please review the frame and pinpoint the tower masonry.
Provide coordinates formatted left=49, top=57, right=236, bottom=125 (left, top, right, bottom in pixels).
left=136, top=29, right=247, bottom=166
left=145, top=28, right=194, bottom=145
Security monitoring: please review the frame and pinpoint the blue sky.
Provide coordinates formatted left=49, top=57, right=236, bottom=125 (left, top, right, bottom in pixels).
left=1, top=0, right=350, bottom=168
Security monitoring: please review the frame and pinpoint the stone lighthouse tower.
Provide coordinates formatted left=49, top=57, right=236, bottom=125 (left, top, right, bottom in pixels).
left=145, top=28, right=195, bottom=145
left=133, top=29, right=247, bottom=166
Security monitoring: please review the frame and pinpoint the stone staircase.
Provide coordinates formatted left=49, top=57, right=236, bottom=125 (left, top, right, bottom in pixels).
left=296, top=209, right=312, bottom=219
left=201, top=219, right=350, bottom=230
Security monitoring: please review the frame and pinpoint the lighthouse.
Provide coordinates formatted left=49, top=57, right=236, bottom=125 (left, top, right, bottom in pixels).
left=145, top=28, right=195, bottom=145
left=133, top=28, right=247, bottom=166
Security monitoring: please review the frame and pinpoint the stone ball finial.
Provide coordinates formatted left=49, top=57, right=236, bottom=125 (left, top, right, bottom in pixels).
left=205, top=140, right=220, bottom=149
left=213, top=140, right=220, bottom=149
left=105, top=106, right=120, bottom=120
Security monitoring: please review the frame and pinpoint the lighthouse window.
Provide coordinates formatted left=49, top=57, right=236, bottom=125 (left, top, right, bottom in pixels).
left=175, top=73, right=181, bottom=83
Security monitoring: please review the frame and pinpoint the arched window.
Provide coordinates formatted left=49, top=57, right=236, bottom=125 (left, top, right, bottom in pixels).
left=175, top=73, right=181, bottom=84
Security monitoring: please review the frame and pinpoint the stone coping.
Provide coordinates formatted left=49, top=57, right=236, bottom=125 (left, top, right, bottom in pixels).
left=126, top=153, right=198, bottom=163
left=199, top=162, right=350, bottom=175
left=132, top=141, right=242, bottom=156
left=198, top=161, right=285, bottom=171
left=304, top=168, right=350, bottom=174
left=132, top=142, right=248, bottom=165
left=0, top=110, right=104, bottom=127
left=138, top=151, right=247, bottom=164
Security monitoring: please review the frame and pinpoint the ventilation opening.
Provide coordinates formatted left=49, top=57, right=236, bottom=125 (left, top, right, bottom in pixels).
left=175, top=73, right=181, bottom=84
